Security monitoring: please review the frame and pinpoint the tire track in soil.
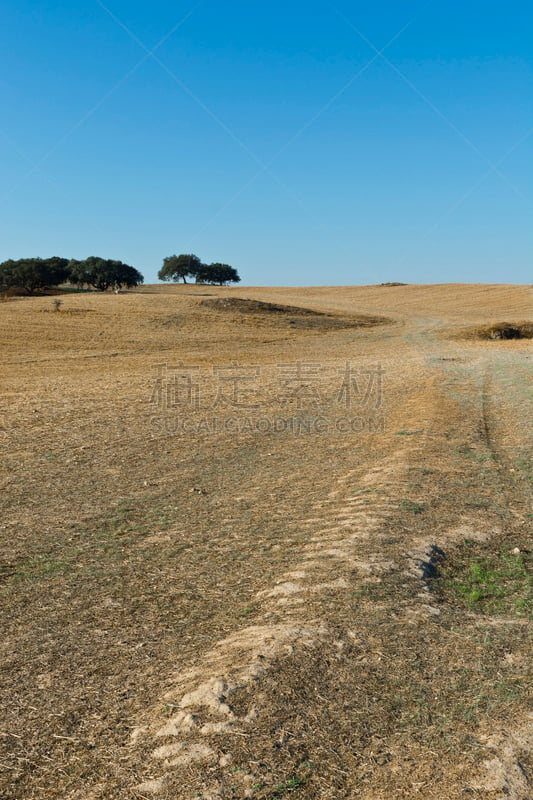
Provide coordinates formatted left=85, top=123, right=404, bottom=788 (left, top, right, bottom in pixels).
left=129, top=448, right=418, bottom=797
left=123, top=319, right=465, bottom=797
left=84, top=313, right=529, bottom=799
left=407, top=336, right=533, bottom=800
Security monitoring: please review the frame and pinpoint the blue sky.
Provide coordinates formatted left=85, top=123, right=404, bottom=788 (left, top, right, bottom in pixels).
left=1, top=0, right=532, bottom=285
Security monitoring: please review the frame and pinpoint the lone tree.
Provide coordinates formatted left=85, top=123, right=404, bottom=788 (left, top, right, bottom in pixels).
left=69, top=257, right=143, bottom=291
left=158, top=254, right=202, bottom=284
left=195, top=263, right=241, bottom=286
left=0, top=257, right=70, bottom=294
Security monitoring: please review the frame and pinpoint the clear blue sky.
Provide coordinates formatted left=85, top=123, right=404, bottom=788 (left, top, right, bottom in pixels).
left=1, top=0, right=532, bottom=285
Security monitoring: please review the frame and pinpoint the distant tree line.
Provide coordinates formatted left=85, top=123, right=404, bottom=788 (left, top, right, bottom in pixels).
left=0, top=256, right=144, bottom=294
left=0, top=252, right=242, bottom=294
left=158, top=254, right=240, bottom=286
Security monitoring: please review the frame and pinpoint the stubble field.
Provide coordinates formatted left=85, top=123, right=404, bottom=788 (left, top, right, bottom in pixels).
left=1, top=283, right=532, bottom=799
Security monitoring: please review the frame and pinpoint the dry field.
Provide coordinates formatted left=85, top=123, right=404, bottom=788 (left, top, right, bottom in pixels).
left=1, top=283, right=532, bottom=800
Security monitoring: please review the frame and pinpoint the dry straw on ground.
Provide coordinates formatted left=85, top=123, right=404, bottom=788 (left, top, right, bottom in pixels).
left=0, top=283, right=531, bottom=799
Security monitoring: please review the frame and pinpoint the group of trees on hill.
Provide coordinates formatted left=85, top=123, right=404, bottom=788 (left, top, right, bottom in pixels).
left=0, top=257, right=71, bottom=294
left=0, top=257, right=144, bottom=294
left=0, top=252, right=241, bottom=294
left=68, top=257, right=143, bottom=292
left=158, top=254, right=240, bottom=286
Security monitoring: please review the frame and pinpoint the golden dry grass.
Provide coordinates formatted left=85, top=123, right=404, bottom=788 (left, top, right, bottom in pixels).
left=0, top=283, right=532, bottom=800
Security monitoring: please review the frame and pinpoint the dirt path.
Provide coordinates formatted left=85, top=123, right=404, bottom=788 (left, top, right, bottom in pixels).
left=127, top=323, right=532, bottom=800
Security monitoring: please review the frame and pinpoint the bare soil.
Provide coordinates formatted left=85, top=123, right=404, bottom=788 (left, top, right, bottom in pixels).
left=200, top=297, right=390, bottom=330
left=0, top=283, right=531, bottom=800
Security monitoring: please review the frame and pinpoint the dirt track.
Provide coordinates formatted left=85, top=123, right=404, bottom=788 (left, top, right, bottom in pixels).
left=1, top=284, right=531, bottom=799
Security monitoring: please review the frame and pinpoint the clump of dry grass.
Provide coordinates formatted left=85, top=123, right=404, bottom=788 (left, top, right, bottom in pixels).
left=457, top=321, right=533, bottom=340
